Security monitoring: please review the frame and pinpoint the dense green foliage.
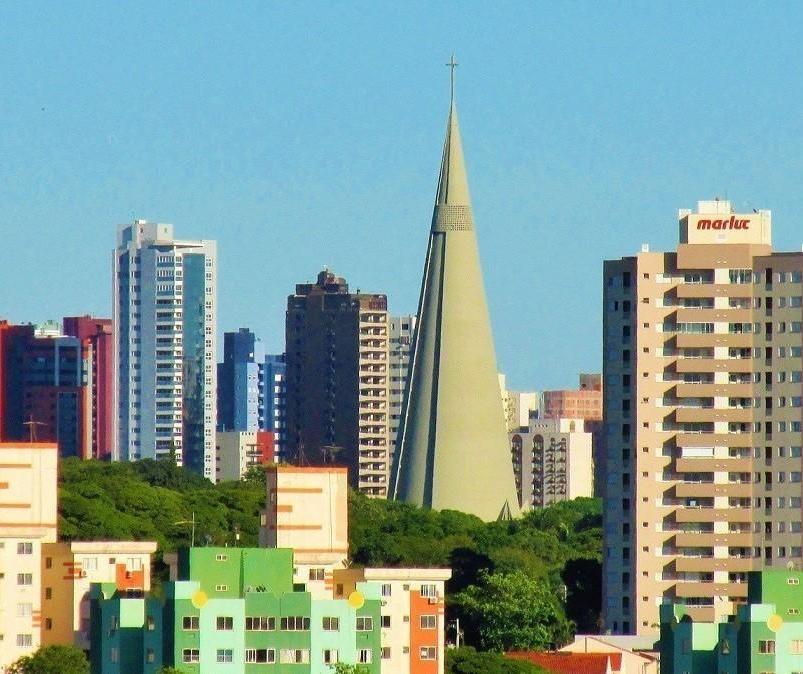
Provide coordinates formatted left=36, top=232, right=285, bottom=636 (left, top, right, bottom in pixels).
left=8, top=645, right=89, bottom=674
left=58, top=459, right=602, bottom=647
left=58, top=458, right=265, bottom=553
left=349, top=490, right=603, bottom=643
left=445, top=647, right=549, bottom=674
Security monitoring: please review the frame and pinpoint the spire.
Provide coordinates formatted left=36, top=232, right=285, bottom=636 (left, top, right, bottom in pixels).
left=389, top=60, right=520, bottom=521
left=434, top=54, right=471, bottom=209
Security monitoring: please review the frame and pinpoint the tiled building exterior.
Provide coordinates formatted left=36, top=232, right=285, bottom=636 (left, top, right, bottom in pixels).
left=388, top=315, right=416, bottom=464
left=602, top=200, right=803, bottom=636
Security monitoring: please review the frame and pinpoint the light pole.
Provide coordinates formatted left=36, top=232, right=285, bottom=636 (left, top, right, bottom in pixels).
left=174, top=512, right=196, bottom=548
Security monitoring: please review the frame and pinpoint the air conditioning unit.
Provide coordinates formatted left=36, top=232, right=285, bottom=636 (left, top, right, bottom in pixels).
left=428, top=597, right=438, bottom=604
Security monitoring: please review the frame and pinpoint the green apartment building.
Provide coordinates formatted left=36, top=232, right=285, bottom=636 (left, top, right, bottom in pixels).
left=90, top=547, right=381, bottom=674
left=661, top=569, right=803, bottom=674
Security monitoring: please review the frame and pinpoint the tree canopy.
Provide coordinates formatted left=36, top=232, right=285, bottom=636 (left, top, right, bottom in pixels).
left=57, top=458, right=602, bottom=645
left=8, top=645, right=89, bottom=674
left=445, top=647, right=550, bottom=674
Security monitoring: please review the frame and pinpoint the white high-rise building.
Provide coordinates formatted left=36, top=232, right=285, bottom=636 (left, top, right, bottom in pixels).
left=113, top=220, right=217, bottom=480
left=388, top=314, right=416, bottom=464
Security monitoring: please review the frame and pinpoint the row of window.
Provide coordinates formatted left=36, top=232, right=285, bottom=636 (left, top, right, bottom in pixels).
left=179, top=646, right=437, bottom=664
left=189, top=614, right=432, bottom=632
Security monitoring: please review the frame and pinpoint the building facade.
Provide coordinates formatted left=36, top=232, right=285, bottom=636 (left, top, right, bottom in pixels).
left=499, top=374, right=540, bottom=432
left=285, top=269, right=390, bottom=496
left=0, top=322, right=89, bottom=458
left=660, top=569, right=803, bottom=674
left=90, top=546, right=448, bottom=674
left=0, top=442, right=58, bottom=669
left=215, top=431, right=274, bottom=481
left=542, top=373, right=603, bottom=421
left=217, top=329, right=287, bottom=460
left=600, top=199, right=803, bottom=636
left=113, top=220, right=217, bottom=479
left=510, top=417, right=594, bottom=509
left=388, top=315, right=416, bottom=465
left=63, top=316, right=115, bottom=460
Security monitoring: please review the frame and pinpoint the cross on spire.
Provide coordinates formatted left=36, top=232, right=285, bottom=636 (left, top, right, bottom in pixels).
left=446, top=52, right=458, bottom=105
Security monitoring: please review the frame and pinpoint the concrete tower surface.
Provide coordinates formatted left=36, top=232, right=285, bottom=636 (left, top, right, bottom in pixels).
left=390, top=65, right=519, bottom=521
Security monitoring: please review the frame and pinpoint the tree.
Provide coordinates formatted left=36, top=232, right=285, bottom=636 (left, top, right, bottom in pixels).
left=157, top=668, right=182, bottom=674
left=562, top=557, right=602, bottom=633
left=450, top=571, right=573, bottom=652
left=446, top=647, right=549, bottom=674
left=8, top=645, right=89, bottom=674
left=329, top=665, right=370, bottom=674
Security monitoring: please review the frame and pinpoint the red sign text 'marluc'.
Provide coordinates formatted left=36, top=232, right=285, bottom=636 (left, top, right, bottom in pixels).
left=697, top=216, right=750, bottom=230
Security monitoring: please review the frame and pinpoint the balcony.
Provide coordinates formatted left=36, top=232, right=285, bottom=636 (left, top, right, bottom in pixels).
left=674, top=407, right=752, bottom=424
left=674, top=358, right=753, bottom=374
left=675, top=283, right=753, bottom=298
left=674, top=508, right=751, bottom=523
left=673, top=581, right=748, bottom=598
left=676, top=432, right=754, bottom=448
left=676, top=382, right=752, bottom=398
left=675, top=308, right=752, bottom=323
left=675, top=482, right=752, bottom=498
left=674, top=457, right=753, bottom=473
left=674, top=556, right=754, bottom=573
left=673, top=531, right=753, bottom=547
left=676, top=333, right=752, bottom=348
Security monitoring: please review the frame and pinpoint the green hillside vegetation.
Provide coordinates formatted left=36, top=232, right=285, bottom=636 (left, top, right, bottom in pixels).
left=58, top=458, right=602, bottom=649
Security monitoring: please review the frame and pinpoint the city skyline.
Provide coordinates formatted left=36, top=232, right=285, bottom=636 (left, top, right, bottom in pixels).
left=6, top=4, right=803, bottom=391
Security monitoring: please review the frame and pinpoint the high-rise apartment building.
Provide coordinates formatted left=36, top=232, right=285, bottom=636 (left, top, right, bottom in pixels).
left=113, top=220, right=217, bottom=478
left=499, top=374, right=540, bottom=431
left=388, top=315, right=416, bottom=463
left=285, top=269, right=390, bottom=496
left=0, top=322, right=89, bottom=457
left=543, top=373, right=603, bottom=421
left=510, top=417, right=593, bottom=509
left=217, top=328, right=287, bottom=459
left=215, top=430, right=274, bottom=481
left=63, top=316, right=114, bottom=460
left=600, top=199, right=803, bottom=636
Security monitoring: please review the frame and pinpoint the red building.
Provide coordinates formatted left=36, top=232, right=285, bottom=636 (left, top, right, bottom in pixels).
left=542, top=373, right=602, bottom=421
left=0, top=321, right=89, bottom=457
left=63, top=316, right=114, bottom=460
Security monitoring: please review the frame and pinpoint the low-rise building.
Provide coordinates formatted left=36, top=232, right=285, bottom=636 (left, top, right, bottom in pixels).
left=91, top=546, right=448, bottom=674
left=510, top=417, right=593, bottom=509
left=660, top=568, right=803, bottom=673
left=41, top=540, right=157, bottom=650
left=215, top=430, right=275, bottom=481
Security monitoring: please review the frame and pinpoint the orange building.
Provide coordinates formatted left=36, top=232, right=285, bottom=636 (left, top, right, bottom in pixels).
left=542, top=373, right=602, bottom=421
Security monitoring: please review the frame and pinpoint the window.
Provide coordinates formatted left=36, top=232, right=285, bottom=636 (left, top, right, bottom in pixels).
left=420, top=647, right=437, bottom=660
left=146, top=615, right=155, bottom=631
left=110, top=647, right=119, bottom=663
left=182, top=616, right=199, bottom=630
left=356, top=616, right=374, bottom=631
left=790, top=640, right=803, bottom=654
left=322, top=616, right=340, bottom=631
left=309, top=568, right=325, bottom=581
left=17, top=542, right=32, bottom=555
left=758, top=639, right=775, bottom=654
left=381, top=615, right=391, bottom=628
left=216, top=649, right=233, bottom=663
left=280, top=616, right=310, bottom=631
left=182, top=649, right=200, bottom=663
left=323, top=649, right=339, bottom=664
left=358, top=649, right=373, bottom=664
left=245, top=649, right=276, bottom=663
left=420, top=584, right=437, bottom=597
left=17, top=573, right=32, bottom=586
left=789, top=577, right=801, bottom=585
left=381, top=583, right=392, bottom=597
left=280, top=649, right=310, bottom=664
left=146, top=649, right=155, bottom=663
left=420, top=615, right=437, bottom=629
left=215, top=584, right=228, bottom=592
left=216, top=616, right=233, bottom=630
left=16, top=603, right=32, bottom=617
left=16, top=634, right=32, bottom=648
left=245, top=616, right=275, bottom=631
left=381, top=646, right=391, bottom=659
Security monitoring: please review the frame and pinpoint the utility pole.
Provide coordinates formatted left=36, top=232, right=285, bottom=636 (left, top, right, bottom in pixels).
left=23, top=415, right=46, bottom=442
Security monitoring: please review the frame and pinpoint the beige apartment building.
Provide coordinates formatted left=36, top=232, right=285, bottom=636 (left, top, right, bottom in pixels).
left=603, top=199, right=803, bottom=636
left=510, top=417, right=593, bottom=509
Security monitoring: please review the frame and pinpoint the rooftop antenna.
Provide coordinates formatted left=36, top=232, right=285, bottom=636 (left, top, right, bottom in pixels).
left=446, top=52, right=459, bottom=106
left=23, top=415, right=45, bottom=442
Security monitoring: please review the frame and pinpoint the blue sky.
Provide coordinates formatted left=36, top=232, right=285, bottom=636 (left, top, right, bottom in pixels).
left=3, top=2, right=803, bottom=389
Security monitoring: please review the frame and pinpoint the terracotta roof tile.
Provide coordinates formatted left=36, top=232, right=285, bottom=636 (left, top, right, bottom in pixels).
left=506, top=651, right=622, bottom=674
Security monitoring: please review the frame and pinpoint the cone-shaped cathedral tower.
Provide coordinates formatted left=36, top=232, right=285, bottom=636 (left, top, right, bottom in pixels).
left=389, top=62, right=520, bottom=521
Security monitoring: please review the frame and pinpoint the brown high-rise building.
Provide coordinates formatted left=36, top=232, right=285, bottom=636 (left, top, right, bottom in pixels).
left=285, top=269, right=390, bottom=496
left=602, top=199, right=803, bottom=636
